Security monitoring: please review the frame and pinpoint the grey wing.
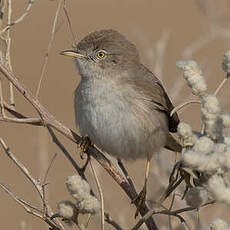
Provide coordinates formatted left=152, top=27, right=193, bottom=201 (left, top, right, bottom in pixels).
left=136, top=64, right=180, bottom=133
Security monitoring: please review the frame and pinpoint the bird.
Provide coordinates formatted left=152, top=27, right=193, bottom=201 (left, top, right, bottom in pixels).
left=61, top=29, right=181, bottom=216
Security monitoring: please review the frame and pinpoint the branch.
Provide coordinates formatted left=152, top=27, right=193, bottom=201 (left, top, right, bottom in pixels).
left=0, top=63, right=158, bottom=229
left=0, top=0, right=35, bottom=35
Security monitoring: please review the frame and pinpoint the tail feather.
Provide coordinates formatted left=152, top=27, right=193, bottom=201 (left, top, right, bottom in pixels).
left=165, top=134, right=182, bottom=152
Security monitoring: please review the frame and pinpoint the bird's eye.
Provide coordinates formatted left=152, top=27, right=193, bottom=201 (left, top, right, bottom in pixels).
left=97, top=51, right=106, bottom=59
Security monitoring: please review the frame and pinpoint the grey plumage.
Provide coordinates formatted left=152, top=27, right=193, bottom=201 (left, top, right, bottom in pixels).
left=66, top=29, right=181, bottom=160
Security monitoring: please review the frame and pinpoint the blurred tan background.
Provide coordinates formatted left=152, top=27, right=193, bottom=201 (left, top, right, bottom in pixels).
left=1, top=0, right=230, bottom=229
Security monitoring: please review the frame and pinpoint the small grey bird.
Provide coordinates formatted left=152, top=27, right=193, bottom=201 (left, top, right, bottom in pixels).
left=61, top=29, right=181, bottom=216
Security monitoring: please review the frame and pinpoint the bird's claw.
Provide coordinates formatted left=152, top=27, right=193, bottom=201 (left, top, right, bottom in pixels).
left=78, top=135, right=91, bottom=159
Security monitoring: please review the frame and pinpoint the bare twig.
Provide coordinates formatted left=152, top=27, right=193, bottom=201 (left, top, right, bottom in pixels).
left=0, top=137, right=43, bottom=200
left=170, top=100, right=201, bottom=117
left=6, top=0, right=14, bottom=107
left=214, top=77, right=228, bottom=95
left=0, top=138, right=65, bottom=230
left=117, top=158, right=136, bottom=192
left=1, top=0, right=35, bottom=35
left=63, top=0, right=77, bottom=46
left=131, top=200, right=215, bottom=230
left=0, top=184, right=64, bottom=230
left=90, top=158, right=104, bottom=230
left=46, top=126, right=83, bottom=175
left=104, top=212, right=124, bottom=230
left=0, top=183, right=43, bottom=214
left=0, top=116, right=42, bottom=124
left=42, top=153, right=57, bottom=185
left=36, top=0, right=63, bottom=98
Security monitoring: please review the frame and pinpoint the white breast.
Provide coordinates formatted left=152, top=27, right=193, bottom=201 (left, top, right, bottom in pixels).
left=74, top=78, right=167, bottom=160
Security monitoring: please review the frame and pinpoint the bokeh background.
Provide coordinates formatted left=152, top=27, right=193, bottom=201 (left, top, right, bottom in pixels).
left=1, top=0, right=230, bottom=229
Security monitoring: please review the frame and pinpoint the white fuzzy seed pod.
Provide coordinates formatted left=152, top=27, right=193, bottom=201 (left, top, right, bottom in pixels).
left=57, top=200, right=78, bottom=220
left=208, top=175, right=230, bottom=205
left=183, top=150, right=223, bottom=171
left=210, top=218, right=228, bottom=230
left=221, top=114, right=230, bottom=128
left=66, top=175, right=90, bottom=201
left=185, top=186, right=208, bottom=208
left=77, top=195, right=101, bottom=214
left=193, top=136, right=214, bottom=154
left=183, top=150, right=207, bottom=169
left=177, top=122, right=198, bottom=147
left=176, top=60, right=207, bottom=97
left=222, top=50, right=230, bottom=75
left=201, top=95, right=221, bottom=140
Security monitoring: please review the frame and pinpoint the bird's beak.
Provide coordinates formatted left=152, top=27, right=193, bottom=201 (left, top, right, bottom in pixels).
left=60, top=50, right=86, bottom=59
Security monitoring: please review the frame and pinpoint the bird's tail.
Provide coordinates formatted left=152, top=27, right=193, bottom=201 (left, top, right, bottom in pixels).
left=165, top=134, right=182, bottom=153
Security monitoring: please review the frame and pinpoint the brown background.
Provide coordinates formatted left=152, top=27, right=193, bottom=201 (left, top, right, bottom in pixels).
left=1, top=0, right=230, bottom=229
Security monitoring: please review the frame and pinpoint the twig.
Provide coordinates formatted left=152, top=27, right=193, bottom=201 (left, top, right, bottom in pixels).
left=0, top=184, right=64, bottom=230
left=131, top=200, right=215, bottom=230
left=89, top=158, right=104, bottom=230
left=117, top=158, right=136, bottom=192
left=0, top=0, right=35, bottom=35
left=63, top=0, right=77, bottom=46
left=0, top=63, right=158, bottom=230
left=46, top=126, right=84, bottom=176
left=43, top=153, right=57, bottom=185
left=214, top=77, right=228, bottom=95
left=6, top=0, right=14, bottom=107
left=0, top=183, right=43, bottom=214
left=0, top=78, right=5, bottom=116
left=36, top=0, right=63, bottom=98
left=170, top=100, right=201, bottom=117
left=0, top=116, right=42, bottom=124
left=104, top=212, right=124, bottom=230
left=0, top=138, right=65, bottom=229
left=0, top=137, right=43, bottom=200
left=42, top=152, right=57, bottom=216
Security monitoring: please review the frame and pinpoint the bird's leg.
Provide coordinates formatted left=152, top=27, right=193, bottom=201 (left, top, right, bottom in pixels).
left=132, top=158, right=151, bottom=218
left=78, top=135, right=92, bottom=159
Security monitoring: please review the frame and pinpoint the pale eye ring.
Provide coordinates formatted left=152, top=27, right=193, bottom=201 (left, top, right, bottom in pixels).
left=96, top=50, right=106, bottom=59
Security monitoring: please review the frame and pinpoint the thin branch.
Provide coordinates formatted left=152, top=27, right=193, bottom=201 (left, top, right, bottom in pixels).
left=42, top=152, right=57, bottom=216
left=117, top=158, right=136, bottom=192
left=36, top=0, right=63, bottom=98
left=47, top=126, right=83, bottom=175
left=170, top=100, right=201, bottom=117
left=0, top=116, right=42, bottom=124
left=0, top=63, right=158, bottom=230
left=0, top=137, right=43, bottom=200
left=6, top=0, right=14, bottom=107
left=0, top=183, right=62, bottom=230
left=214, top=77, right=228, bottom=95
left=0, top=183, right=43, bottom=213
left=63, top=0, right=77, bottom=46
left=104, top=212, right=124, bottom=230
left=90, top=158, right=104, bottom=230
left=0, top=0, right=35, bottom=35
left=131, top=200, right=215, bottom=230
left=42, top=153, right=57, bottom=185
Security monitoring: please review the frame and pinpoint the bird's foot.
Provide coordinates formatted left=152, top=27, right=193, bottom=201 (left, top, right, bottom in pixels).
left=132, top=185, right=147, bottom=218
left=78, top=135, right=92, bottom=159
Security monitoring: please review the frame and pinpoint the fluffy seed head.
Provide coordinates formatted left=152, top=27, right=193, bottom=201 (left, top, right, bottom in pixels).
left=76, top=195, right=101, bottom=214
left=57, top=200, right=77, bottom=219
left=65, top=175, right=90, bottom=201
